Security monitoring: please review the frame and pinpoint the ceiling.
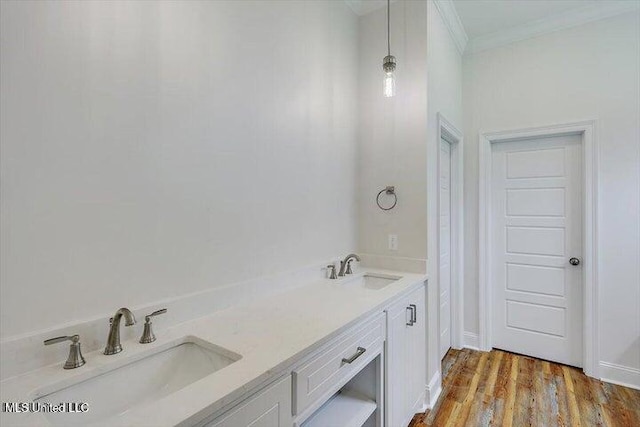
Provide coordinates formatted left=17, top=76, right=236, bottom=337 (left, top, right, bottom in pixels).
left=346, top=0, right=638, bottom=53
left=451, top=0, right=612, bottom=38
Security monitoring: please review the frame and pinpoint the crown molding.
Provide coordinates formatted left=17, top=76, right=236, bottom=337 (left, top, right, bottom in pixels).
left=466, top=1, right=640, bottom=55
left=433, top=0, right=468, bottom=55
left=344, top=0, right=399, bottom=17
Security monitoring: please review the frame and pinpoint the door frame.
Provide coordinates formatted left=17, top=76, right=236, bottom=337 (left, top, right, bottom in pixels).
left=478, top=120, right=599, bottom=377
left=437, top=113, right=464, bottom=352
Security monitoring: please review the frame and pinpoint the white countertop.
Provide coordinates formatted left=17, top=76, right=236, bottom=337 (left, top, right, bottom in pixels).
left=0, top=269, right=427, bottom=427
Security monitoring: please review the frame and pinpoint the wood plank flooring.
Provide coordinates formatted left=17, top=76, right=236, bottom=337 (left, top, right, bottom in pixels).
left=409, top=349, right=640, bottom=427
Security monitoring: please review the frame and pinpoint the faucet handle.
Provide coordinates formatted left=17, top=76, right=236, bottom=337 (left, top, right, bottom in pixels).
left=326, top=264, right=338, bottom=280
left=145, top=308, right=167, bottom=322
left=139, top=308, right=167, bottom=344
left=44, top=335, right=80, bottom=346
left=44, top=334, right=86, bottom=369
left=346, top=259, right=355, bottom=275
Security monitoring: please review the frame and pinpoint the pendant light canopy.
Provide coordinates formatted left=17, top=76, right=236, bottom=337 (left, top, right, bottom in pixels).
left=383, top=0, right=396, bottom=97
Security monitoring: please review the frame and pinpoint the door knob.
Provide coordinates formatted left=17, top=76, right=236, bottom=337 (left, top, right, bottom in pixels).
left=569, top=257, right=580, bottom=266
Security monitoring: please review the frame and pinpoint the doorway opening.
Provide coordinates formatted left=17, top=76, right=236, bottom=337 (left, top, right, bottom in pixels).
left=478, top=120, right=598, bottom=377
left=437, top=113, right=464, bottom=359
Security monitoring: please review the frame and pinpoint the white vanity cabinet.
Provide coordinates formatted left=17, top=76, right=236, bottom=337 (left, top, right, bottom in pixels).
left=385, top=284, right=427, bottom=427
left=202, top=282, right=427, bottom=427
left=204, top=376, right=292, bottom=427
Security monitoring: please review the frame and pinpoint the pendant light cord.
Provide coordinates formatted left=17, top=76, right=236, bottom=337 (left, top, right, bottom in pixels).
left=387, top=0, right=391, bottom=56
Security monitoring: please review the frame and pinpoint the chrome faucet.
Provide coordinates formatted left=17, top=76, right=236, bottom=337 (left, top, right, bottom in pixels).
left=104, top=307, right=136, bottom=355
left=338, top=253, right=361, bottom=277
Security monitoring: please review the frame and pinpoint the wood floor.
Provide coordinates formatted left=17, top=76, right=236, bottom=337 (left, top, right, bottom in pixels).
left=409, top=348, right=640, bottom=427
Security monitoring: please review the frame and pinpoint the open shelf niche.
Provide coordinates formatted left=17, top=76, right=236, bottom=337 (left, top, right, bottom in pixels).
left=300, top=354, right=382, bottom=427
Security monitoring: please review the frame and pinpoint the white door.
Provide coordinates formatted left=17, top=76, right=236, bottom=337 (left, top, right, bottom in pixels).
left=439, top=138, right=452, bottom=359
left=491, top=134, right=583, bottom=367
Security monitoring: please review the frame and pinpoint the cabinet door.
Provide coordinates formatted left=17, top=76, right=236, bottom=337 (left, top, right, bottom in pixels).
left=386, top=285, right=427, bottom=427
left=207, top=376, right=292, bottom=427
left=386, top=295, right=412, bottom=427
left=407, top=285, right=426, bottom=415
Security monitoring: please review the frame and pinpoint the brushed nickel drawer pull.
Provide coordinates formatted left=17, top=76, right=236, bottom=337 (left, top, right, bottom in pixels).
left=406, top=306, right=415, bottom=326
left=410, top=304, right=417, bottom=323
left=342, top=347, right=366, bottom=364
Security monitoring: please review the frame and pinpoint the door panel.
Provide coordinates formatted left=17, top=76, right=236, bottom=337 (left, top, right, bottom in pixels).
left=439, top=139, right=452, bottom=359
left=506, top=188, right=565, bottom=216
left=506, top=263, right=564, bottom=296
left=491, top=134, right=582, bottom=367
left=506, top=226, right=565, bottom=256
left=506, top=148, right=565, bottom=178
left=506, top=300, right=565, bottom=337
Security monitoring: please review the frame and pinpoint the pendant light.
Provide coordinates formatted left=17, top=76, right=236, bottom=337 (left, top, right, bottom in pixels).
left=383, top=0, right=396, bottom=97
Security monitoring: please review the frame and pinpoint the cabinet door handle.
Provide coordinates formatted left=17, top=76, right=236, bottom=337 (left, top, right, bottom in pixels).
left=410, top=304, right=417, bottom=323
left=406, top=306, right=415, bottom=326
left=342, top=347, right=366, bottom=364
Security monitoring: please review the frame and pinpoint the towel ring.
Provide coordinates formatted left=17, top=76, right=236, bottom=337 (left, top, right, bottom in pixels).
left=376, top=186, right=397, bottom=211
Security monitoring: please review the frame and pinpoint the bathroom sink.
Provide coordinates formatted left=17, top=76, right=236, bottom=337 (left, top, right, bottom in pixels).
left=33, top=337, right=241, bottom=426
left=344, top=274, right=402, bottom=290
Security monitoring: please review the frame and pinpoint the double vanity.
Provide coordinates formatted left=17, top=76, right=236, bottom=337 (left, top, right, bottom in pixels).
left=1, top=268, right=427, bottom=427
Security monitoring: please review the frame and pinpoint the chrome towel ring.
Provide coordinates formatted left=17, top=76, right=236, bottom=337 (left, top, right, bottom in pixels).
left=376, top=186, right=397, bottom=211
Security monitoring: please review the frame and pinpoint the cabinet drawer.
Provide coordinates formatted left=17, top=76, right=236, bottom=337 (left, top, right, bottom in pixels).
left=205, top=376, right=292, bottom=427
left=292, top=313, right=385, bottom=415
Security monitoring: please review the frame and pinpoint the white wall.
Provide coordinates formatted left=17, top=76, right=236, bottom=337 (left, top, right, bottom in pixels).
left=462, top=12, right=640, bottom=385
left=425, top=0, right=463, bottom=394
left=356, top=0, right=462, bottom=401
left=357, top=0, right=429, bottom=272
left=356, top=0, right=431, bottom=399
left=0, top=0, right=359, bottom=339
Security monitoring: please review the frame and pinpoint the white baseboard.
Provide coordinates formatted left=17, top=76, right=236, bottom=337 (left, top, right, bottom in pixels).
left=599, top=361, right=640, bottom=390
left=463, top=332, right=479, bottom=350
left=412, top=390, right=428, bottom=416
left=425, top=370, right=442, bottom=409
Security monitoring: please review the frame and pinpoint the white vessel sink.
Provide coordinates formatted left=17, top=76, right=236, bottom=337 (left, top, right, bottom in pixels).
left=33, top=337, right=241, bottom=426
left=344, top=274, right=401, bottom=290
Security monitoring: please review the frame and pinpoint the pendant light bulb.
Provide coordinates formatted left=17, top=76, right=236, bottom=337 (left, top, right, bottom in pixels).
left=383, top=0, right=396, bottom=97
left=383, top=55, right=396, bottom=98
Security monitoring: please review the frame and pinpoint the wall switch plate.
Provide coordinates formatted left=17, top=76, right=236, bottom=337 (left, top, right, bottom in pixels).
left=388, top=234, right=398, bottom=251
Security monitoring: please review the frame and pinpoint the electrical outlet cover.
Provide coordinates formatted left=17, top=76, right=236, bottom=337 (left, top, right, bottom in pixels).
left=388, top=234, right=398, bottom=251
